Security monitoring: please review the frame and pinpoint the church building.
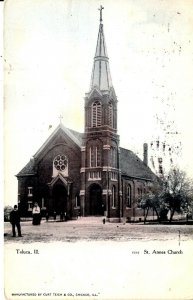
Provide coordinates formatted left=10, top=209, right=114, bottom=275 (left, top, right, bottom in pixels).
left=16, top=8, right=157, bottom=222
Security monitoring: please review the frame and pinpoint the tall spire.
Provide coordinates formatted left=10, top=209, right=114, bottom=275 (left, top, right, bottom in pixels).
left=90, top=6, right=113, bottom=92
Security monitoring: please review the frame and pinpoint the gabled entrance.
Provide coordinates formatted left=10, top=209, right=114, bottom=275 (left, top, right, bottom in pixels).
left=48, top=174, right=72, bottom=215
left=89, top=184, right=103, bottom=216
left=52, top=184, right=67, bottom=214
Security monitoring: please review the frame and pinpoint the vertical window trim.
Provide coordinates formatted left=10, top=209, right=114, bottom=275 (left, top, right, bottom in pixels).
left=112, top=186, right=116, bottom=208
left=96, top=145, right=101, bottom=167
left=108, top=102, right=113, bottom=128
left=89, top=147, right=92, bottom=167
left=89, top=146, right=95, bottom=167
left=89, top=145, right=101, bottom=167
left=96, top=146, right=98, bottom=167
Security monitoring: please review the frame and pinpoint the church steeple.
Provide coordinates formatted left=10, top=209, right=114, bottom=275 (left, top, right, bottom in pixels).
left=85, top=6, right=117, bottom=131
left=90, top=6, right=113, bottom=92
left=81, top=7, right=120, bottom=219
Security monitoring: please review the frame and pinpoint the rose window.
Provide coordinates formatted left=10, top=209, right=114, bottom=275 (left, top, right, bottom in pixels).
left=53, top=155, right=68, bottom=171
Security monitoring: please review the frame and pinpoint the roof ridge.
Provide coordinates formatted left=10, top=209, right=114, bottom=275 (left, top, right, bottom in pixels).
left=120, top=147, right=156, bottom=181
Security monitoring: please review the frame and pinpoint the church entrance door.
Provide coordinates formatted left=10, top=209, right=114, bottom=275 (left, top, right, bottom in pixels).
left=52, top=184, right=67, bottom=215
left=89, top=184, right=103, bottom=216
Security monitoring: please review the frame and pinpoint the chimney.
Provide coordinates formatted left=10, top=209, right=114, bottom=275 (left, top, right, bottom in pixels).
left=143, top=143, right=148, bottom=166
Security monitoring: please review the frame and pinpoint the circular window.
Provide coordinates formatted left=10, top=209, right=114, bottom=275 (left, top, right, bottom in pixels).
left=53, top=155, right=67, bottom=171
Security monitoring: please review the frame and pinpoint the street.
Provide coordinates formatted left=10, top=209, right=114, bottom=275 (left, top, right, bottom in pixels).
left=4, top=217, right=193, bottom=243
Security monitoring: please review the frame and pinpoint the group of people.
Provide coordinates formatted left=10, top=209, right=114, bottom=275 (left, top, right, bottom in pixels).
left=10, top=202, right=70, bottom=237
left=47, top=211, right=67, bottom=222
left=9, top=202, right=41, bottom=237
left=9, top=203, right=68, bottom=237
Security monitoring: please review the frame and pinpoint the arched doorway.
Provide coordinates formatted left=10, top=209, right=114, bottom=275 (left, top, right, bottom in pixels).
left=52, top=184, right=67, bottom=214
left=89, top=184, right=103, bottom=215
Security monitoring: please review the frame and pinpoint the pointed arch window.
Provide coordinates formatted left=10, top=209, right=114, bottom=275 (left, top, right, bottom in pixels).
left=92, top=101, right=101, bottom=127
left=89, top=145, right=101, bottom=167
left=89, top=146, right=95, bottom=167
left=127, top=185, right=132, bottom=208
left=108, top=102, right=113, bottom=127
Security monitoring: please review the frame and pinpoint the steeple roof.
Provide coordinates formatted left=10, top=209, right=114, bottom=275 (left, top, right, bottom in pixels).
left=90, top=7, right=113, bottom=92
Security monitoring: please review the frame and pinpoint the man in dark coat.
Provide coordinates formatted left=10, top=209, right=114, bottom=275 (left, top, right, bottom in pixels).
left=10, top=205, right=22, bottom=237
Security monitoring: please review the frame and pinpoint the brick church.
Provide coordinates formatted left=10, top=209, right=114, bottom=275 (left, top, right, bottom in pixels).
left=16, top=8, right=157, bottom=221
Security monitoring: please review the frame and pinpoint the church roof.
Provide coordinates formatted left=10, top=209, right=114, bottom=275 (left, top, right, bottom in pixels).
left=89, top=13, right=113, bottom=92
left=16, top=159, right=36, bottom=177
left=17, top=126, right=156, bottom=182
left=16, top=124, right=83, bottom=177
left=64, top=127, right=83, bottom=147
left=120, top=147, right=157, bottom=181
left=33, top=124, right=83, bottom=159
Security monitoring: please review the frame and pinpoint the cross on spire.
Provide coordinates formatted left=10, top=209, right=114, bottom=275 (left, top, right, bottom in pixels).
left=98, top=5, right=104, bottom=23
left=59, top=114, right=63, bottom=124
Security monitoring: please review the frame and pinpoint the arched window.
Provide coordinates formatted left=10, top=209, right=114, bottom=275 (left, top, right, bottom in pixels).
left=108, top=102, right=113, bottom=127
left=127, top=185, right=131, bottom=207
left=92, top=101, right=101, bottom=127
left=89, top=145, right=101, bottom=167
left=89, top=146, right=94, bottom=167
left=112, top=186, right=116, bottom=208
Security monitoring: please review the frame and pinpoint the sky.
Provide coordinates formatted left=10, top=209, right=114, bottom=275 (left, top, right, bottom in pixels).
left=4, top=0, right=193, bottom=207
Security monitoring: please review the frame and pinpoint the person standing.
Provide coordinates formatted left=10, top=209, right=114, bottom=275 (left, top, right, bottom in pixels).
left=10, top=205, right=22, bottom=237
left=32, top=202, right=41, bottom=225
left=46, top=210, right=49, bottom=222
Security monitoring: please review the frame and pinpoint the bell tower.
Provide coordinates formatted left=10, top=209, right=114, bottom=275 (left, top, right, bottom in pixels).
left=80, top=6, right=121, bottom=220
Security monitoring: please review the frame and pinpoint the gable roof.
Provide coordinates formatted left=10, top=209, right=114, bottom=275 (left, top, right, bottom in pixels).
left=33, top=124, right=83, bottom=159
left=120, top=147, right=156, bottom=181
left=16, top=124, right=84, bottom=177
left=16, top=159, right=36, bottom=177
left=65, top=127, right=83, bottom=147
